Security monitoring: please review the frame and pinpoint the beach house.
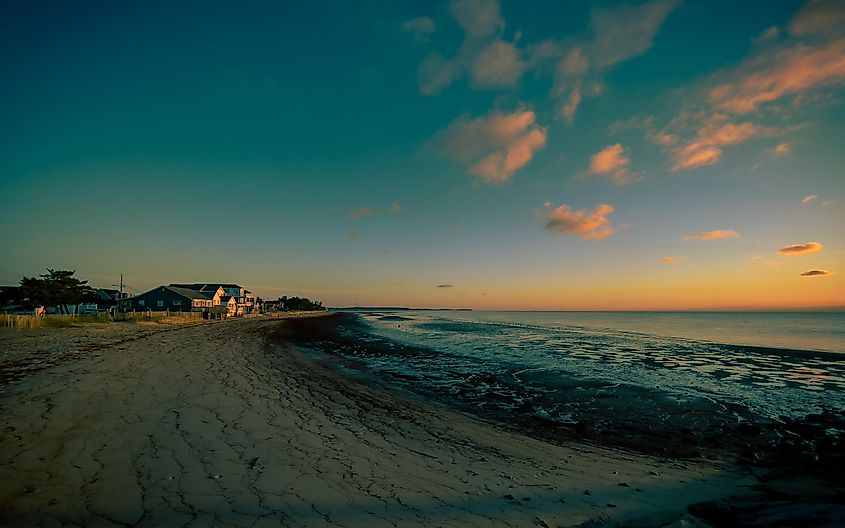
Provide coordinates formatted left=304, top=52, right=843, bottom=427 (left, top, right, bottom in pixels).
left=119, top=286, right=214, bottom=312
left=169, top=283, right=256, bottom=315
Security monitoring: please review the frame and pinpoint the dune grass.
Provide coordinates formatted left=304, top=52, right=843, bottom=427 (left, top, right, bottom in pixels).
left=2, top=311, right=202, bottom=331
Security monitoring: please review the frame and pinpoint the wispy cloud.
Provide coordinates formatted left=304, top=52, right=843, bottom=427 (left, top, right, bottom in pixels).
left=450, top=0, right=503, bottom=38
left=660, top=257, right=685, bottom=264
left=683, top=230, right=741, bottom=240
left=590, top=0, right=679, bottom=68
left=418, top=54, right=461, bottom=95
left=769, top=142, right=792, bottom=156
left=789, top=0, right=845, bottom=36
left=543, top=202, right=617, bottom=240
left=412, top=0, right=677, bottom=122
left=436, top=283, right=454, bottom=288
left=347, top=231, right=360, bottom=240
left=670, top=115, right=782, bottom=172
left=800, top=269, right=831, bottom=277
left=801, top=194, right=818, bottom=205
left=436, top=109, right=547, bottom=183
left=402, top=16, right=436, bottom=43
left=588, top=144, right=635, bottom=185
left=625, top=2, right=844, bottom=172
left=548, top=0, right=678, bottom=123
left=708, top=37, right=845, bottom=114
left=348, top=206, right=374, bottom=219
left=471, top=40, right=527, bottom=89
left=415, top=0, right=521, bottom=95
left=391, top=201, right=402, bottom=213
left=753, top=26, right=780, bottom=45
left=779, top=242, right=823, bottom=255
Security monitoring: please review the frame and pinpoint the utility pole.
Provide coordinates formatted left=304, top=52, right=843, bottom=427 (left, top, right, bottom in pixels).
left=120, top=274, right=124, bottom=299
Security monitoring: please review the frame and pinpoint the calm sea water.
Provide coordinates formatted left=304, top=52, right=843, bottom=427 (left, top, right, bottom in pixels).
left=351, top=311, right=845, bottom=422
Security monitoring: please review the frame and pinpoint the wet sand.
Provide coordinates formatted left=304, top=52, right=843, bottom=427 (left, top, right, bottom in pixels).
left=0, top=314, right=775, bottom=526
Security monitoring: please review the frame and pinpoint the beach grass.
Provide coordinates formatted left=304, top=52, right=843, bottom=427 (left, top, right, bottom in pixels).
left=1, top=313, right=110, bottom=330
left=1, top=311, right=203, bottom=330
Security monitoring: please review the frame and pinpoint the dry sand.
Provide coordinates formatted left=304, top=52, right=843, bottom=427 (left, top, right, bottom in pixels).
left=0, top=315, right=755, bottom=527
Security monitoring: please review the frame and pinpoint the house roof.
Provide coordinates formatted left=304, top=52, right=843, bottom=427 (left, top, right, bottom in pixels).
left=220, top=295, right=233, bottom=303
left=165, top=286, right=213, bottom=300
left=169, top=283, right=245, bottom=292
left=96, top=288, right=120, bottom=300
left=169, top=283, right=209, bottom=291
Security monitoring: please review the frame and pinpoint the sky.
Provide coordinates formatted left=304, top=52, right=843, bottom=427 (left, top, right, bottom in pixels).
left=1, top=0, right=844, bottom=310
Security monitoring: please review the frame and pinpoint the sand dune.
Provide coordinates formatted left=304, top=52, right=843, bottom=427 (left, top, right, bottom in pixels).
left=0, top=315, right=754, bottom=527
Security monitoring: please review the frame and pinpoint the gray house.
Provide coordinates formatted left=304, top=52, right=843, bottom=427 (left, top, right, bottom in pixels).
left=169, top=283, right=256, bottom=315
left=119, top=286, right=213, bottom=312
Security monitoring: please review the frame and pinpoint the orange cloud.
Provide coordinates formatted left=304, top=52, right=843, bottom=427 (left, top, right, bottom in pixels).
left=436, top=283, right=454, bottom=288
left=588, top=144, right=634, bottom=185
left=769, top=142, right=792, bottom=156
left=801, top=194, right=818, bottom=205
left=671, top=117, right=775, bottom=171
left=708, top=37, right=845, bottom=114
left=683, top=230, right=741, bottom=240
left=672, top=146, right=722, bottom=171
left=660, top=257, right=684, bottom=264
left=544, top=202, right=617, bottom=240
left=438, top=109, right=547, bottom=183
left=778, top=242, right=823, bottom=255
left=348, top=207, right=374, bottom=219
left=470, top=128, right=546, bottom=182
left=800, top=269, right=831, bottom=277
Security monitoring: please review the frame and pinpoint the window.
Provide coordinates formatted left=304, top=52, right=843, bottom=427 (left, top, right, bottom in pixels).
left=157, top=300, right=164, bottom=307
left=172, top=300, right=181, bottom=306
left=138, top=300, right=145, bottom=306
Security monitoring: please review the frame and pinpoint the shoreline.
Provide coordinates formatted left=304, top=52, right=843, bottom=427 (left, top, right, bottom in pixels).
left=0, top=314, right=840, bottom=526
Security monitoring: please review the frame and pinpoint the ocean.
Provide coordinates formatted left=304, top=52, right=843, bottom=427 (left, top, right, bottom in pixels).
left=288, top=310, right=845, bottom=460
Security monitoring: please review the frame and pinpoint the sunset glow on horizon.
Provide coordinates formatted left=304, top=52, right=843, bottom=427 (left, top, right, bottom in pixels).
left=1, top=0, right=843, bottom=310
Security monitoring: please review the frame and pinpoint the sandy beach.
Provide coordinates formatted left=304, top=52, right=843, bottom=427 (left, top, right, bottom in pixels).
left=0, top=314, right=770, bottom=527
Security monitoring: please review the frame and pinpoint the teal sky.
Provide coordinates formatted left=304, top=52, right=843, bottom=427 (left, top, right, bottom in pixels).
left=2, top=0, right=844, bottom=309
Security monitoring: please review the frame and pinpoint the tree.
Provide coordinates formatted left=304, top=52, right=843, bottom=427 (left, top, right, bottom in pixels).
left=16, top=269, right=99, bottom=313
left=276, top=295, right=325, bottom=311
